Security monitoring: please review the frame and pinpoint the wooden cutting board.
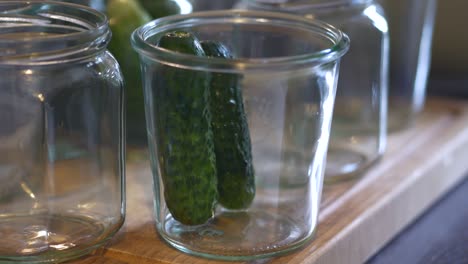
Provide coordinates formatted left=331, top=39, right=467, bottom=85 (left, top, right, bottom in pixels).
left=68, top=97, right=468, bottom=264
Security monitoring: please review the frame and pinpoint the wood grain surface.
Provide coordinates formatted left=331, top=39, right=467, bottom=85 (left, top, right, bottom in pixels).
left=70, top=97, right=468, bottom=264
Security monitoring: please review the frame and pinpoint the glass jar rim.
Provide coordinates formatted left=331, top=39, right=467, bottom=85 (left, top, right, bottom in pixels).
left=248, top=0, right=373, bottom=10
left=131, top=10, right=350, bottom=73
left=0, top=0, right=110, bottom=65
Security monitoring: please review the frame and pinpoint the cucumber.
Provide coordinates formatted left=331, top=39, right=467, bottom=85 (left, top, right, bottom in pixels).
left=201, top=41, right=255, bottom=209
left=107, top=0, right=151, bottom=144
left=155, top=31, right=218, bottom=225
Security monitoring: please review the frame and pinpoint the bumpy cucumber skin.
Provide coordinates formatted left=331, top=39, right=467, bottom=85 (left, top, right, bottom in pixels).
left=201, top=41, right=255, bottom=210
left=155, top=32, right=218, bottom=225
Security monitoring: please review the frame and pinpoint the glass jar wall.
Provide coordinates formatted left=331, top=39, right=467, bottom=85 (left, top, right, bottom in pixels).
left=132, top=10, right=349, bottom=260
left=0, top=2, right=125, bottom=263
left=378, top=0, right=438, bottom=131
left=60, top=0, right=193, bottom=145
left=105, top=0, right=193, bottom=145
left=243, top=0, right=389, bottom=181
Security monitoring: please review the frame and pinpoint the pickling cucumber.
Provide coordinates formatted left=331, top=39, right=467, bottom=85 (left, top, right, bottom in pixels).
left=107, top=0, right=151, bottom=144
left=201, top=41, right=255, bottom=209
left=155, top=31, right=218, bottom=225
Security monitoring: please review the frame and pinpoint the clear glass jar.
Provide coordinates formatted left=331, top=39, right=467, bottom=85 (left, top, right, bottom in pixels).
left=0, top=2, right=125, bottom=263
left=378, top=0, right=438, bottom=131
left=105, top=0, right=192, bottom=145
left=132, top=10, right=349, bottom=260
left=243, top=0, right=389, bottom=182
left=62, top=0, right=193, bottom=145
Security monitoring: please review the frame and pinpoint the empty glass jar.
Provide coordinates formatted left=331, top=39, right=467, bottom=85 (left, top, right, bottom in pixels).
left=379, top=0, right=438, bottom=131
left=0, top=2, right=125, bottom=263
left=132, top=10, right=349, bottom=260
left=61, top=0, right=193, bottom=145
left=244, top=0, right=389, bottom=181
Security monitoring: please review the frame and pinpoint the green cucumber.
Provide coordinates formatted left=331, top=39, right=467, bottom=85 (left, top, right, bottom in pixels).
left=155, top=31, right=217, bottom=225
left=107, top=0, right=151, bottom=144
left=201, top=41, right=255, bottom=209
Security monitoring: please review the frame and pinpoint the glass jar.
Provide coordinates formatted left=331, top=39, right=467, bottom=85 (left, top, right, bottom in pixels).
left=243, top=0, right=389, bottom=182
left=105, top=0, right=192, bottom=145
left=61, top=0, right=194, bottom=145
left=378, top=0, right=438, bottom=131
left=0, top=2, right=125, bottom=263
left=132, top=10, right=349, bottom=260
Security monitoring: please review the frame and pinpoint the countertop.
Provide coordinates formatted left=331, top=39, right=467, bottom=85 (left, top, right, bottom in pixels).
left=367, top=175, right=468, bottom=264
left=64, top=96, right=468, bottom=264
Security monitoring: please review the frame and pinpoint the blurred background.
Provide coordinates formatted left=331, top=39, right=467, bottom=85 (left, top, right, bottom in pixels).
left=192, top=0, right=468, bottom=98
left=429, top=0, right=468, bottom=97
left=75, top=0, right=467, bottom=98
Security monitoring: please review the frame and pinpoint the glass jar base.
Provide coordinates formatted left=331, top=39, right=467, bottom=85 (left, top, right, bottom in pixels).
left=325, top=147, right=379, bottom=183
left=388, top=111, right=417, bottom=133
left=388, top=96, right=420, bottom=132
left=0, top=213, right=116, bottom=263
left=158, top=210, right=315, bottom=261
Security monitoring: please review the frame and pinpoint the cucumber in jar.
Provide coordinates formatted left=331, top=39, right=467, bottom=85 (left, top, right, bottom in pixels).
left=200, top=40, right=255, bottom=210
left=155, top=31, right=218, bottom=225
